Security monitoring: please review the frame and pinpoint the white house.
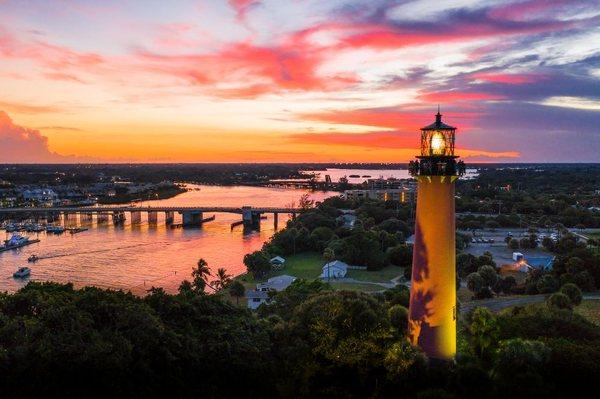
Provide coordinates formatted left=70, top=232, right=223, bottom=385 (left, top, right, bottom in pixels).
left=257, top=275, right=296, bottom=292
left=246, top=290, right=270, bottom=310
left=320, top=260, right=348, bottom=279
left=270, top=256, right=286, bottom=270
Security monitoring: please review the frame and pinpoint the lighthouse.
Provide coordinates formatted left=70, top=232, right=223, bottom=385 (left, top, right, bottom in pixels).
left=407, top=109, right=465, bottom=361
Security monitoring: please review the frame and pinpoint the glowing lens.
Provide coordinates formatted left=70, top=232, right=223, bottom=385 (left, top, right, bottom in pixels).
left=430, top=132, right=446, bottom=155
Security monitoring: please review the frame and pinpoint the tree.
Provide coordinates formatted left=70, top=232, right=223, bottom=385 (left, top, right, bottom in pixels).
left=547, top=292, right=572, bottom=310
left=466, top=272, right=484, bottom=294
left=310, top=226, right=335, bottom=250
left=289, top=227, right=300, bottom=255
left=508, top=238, right=520, bottom=250
left=388, top=304, right=409, bottom=333
left=244, top=251, right=271, bottom=279
left=298, top=193, right=314, bottom=210
left=387, top=244, right=412, bottom=267
left=536, top=274, right=559, bottom=294
left=542, top=236, right=555, bottom=251
left=190, top=258, right=212, bottom=293
left=493, top=339, right=551, bottom=397
left=560, top=283, right=582, bottom=306
left=211, top=268, right=232, bottom=291
left=228, top=280, right=246, bottom=305
left=468, top=307, right=499, bottom=359
left=477, top=265, right=498, bottom=289
left=323, top=247, right=335, bottom=263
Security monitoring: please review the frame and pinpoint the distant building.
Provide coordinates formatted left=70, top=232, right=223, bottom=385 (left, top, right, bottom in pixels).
left=21, top=188, right=58, bottom=205
left=246, top=290, right=270, bottom=310
left=342, top=188, right=415, bottom=203
left=320, top=260, right=348, bottom=279
left=270, top=256, right=286, bottom=267
left=336, top=213, right=357, bottom=228
left=257, top=274, right=296, bottom=292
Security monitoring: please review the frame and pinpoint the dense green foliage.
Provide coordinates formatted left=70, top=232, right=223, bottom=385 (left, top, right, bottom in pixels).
left=245, top=197, right=413, bottom=276
left=1, top=279, right=599, bottom=398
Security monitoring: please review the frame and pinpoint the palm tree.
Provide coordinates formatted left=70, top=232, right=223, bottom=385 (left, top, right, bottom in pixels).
left=191, top=258, right=212, bottom=292
left=229, top=281, right=245, bottom=305
left=288, top=227, right=300, bottom=255
left=211, top=267, right=233, bottom=291
left=323, top=248, right=335, bottom=282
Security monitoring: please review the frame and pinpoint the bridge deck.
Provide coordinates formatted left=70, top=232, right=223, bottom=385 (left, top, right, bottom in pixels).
left=0, top=206, right=303, bottom=214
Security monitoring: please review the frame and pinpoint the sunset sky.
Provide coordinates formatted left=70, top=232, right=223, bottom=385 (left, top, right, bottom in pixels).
left=1, top=0, right=599, bottom=163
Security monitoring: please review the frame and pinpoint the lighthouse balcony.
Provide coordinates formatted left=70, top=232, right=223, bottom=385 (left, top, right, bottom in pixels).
left=408, top=158, right=466, bottom=177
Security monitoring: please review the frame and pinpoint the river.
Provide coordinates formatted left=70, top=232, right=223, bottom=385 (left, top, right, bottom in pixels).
left=0, top=184, right=335, bottom=294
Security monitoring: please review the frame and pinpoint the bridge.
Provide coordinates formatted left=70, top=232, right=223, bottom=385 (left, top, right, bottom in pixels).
left=0, top=206, right=303, bottom=229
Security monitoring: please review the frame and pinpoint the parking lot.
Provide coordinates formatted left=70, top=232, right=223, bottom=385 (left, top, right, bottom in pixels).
left=459, top=228, right=555, bottom=266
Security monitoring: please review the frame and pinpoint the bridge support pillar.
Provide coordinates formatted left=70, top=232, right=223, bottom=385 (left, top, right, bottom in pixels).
left=274, top=213, right=279, bottom=229
left=113, top=211, right=125, bottom=224
left=80, top=213, right=93, bottom=223
left=148, top=211, right=158, bottom=225
left=165, top=211, right=174, bottom=225
left=242, top=206, right=261, bottom=229
left=131, top=211, right=142, bottom=225
left=182, top=211, right=203, bottom=228
left=97, top=213, right=109, bottom=223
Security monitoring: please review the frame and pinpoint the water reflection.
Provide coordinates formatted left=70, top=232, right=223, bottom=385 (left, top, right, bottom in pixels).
left=0, top=185, right=335, bottom=294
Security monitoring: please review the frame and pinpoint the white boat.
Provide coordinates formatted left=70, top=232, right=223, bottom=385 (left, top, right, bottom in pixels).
left=4, top=234, right=30, bottom=247
left=0, top=234, right=40, bottom=252
left=13, top=267, right=31, bottom=278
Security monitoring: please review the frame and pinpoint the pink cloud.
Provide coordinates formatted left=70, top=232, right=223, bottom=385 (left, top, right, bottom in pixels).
left=489, top=0, right=572, bottom=21
left=229, top=0, right=261, bottom=23
left=137, top=34, right=359, bottom=98
left=0, top=111, right=63, bottom=162
left=472, top=72, right=547, bottom=85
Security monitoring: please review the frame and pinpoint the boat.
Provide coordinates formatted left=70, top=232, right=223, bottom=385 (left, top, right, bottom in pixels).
left=0, top=234, right=40, bottom=252
left=46, top=225, right=65, bottom=234
left=13, top=267, right=31, bottom=278
left=349, top=174, right=360, bottom=178
left=25, top=223, right=45, bottom=232
left=28, top=254, right=39, bottom=263
left=5, top=223, right=23, bottom=232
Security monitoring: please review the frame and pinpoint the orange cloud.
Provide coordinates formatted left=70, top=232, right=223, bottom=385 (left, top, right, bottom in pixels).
left=419, top=91, right=505, bottom=103
left=0, top=101, right=63, bottom=115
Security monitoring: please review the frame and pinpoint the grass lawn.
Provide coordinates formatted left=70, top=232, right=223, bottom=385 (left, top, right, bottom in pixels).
left=236, top=252, right=404, bottom=286
left=329, top=282, right=386, bottom=292
left=236, top=252, right=323, bottom=285
left=575, top=299, right=600, bottom=326
left=346, top=266, right=404, bottom=283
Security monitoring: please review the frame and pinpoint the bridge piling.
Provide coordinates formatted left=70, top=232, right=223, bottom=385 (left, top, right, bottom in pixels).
left=182, top=211, right=203, bottom=228
left=148, top=211, right=158, bottom=225
left=130, top=211, right=142, bottom=225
